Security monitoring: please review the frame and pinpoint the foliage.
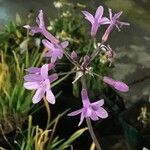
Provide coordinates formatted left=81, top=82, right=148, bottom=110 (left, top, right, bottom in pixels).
left=15, top=114, right=87, bottom=150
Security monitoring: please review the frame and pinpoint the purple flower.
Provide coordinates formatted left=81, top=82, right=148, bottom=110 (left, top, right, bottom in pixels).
left=82, top=5, right=110, bottom=37
left=42, top=39, right=69, bottom=63
left=102, top=9, right=130, bottom=42
left=24, top=64, right=58, bottom=104
left=103, top=76, right=129, bottom=92
left=68, top=89, right=108, bottom=126
left=24, top=10, right=59, bottom=44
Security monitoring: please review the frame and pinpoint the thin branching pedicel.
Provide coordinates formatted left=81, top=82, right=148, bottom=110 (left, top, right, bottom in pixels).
left=23, top=5, right=129, bottom=150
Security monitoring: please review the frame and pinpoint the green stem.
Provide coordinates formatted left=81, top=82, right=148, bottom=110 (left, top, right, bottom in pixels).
left=86, top=118, right=102, bottom=150
left=44, top=97, right=51, bottom=129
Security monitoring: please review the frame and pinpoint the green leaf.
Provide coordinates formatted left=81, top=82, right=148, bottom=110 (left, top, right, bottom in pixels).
left=57, top=128, right=87, bottom=149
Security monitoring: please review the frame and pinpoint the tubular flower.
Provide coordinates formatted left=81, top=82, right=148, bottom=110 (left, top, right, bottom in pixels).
left=103, top=76, right=129, bottom=92
left=82, top=5, right=110, bottom=37
left=24, top=10, right=59, bottom=44
left=42, top=39, right=69, bottom=63
left=24, top=64, right=58, bottom=104
left=102, top=9, right=130, bottom=42
left=68, top=89, right=108, bottom=126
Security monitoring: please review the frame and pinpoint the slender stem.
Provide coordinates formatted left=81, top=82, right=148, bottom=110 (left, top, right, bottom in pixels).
left=81, top=76, right=102, bottom=150
left=86, top=42, right=104, bottom=67
left=58, top=70, right=77, bottom=76
left=43, top=97, right=51, bottom=129
left=86, top=118, right=102, bottom=150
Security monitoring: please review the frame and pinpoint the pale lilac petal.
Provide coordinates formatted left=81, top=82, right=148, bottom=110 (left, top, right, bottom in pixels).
left=82, top=11, right=94, bottom=24
left=114, top=11, right=123, bottom=19
left=57, top=51, right=63, bottom=59
left=91, top=99, right=104, bottom=107
left=61, top=41, right=69, bottom=48
left=84, top=107, right=92, bottom=117
left=46, top=89, right=55, bottom=104
left=78, top=112, right=85, bottom=126
left=48, top=73, right=58, bottom=83
left=99, top=17, right=110, bottom=24
left=114, top=81, right=129, bottom=92
left=24, top=82, right=40, bottom=90
left=24, top=74, right=42, bottom=82
left=26, top=67, right=40, bottom=74
left=68, top=109, right=82, bottom=116
left=108, top=8, right=112, bottom=19
left=119, top=21, right=130, bottom=27
left=42, top=29, right=59, bottom=44
left=44, top=79, right=50, bottom=90
left=90, top=112, right=99, bottom=121
left=36, top=10, right=45, bottom=28
left=41, top=64, right=49, bottom=79
left=95, top=107, right=108, bottom=118
left=32, top=88, right=45, bottom=104
left=51, top=55, right=57, bottom=63
left=42, top=39, right=54, bottom=50
left=95, top=5, right=103, bottom=20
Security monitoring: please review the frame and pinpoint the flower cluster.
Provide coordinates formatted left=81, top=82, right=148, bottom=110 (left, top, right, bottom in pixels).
left=23, top=5, right=129, bottom=126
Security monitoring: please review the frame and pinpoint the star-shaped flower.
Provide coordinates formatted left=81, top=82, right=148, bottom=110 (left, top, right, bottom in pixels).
left=24, top=10, right=59, bottom=44
left=102, top=9, right=130, bottom=42
left=24, top=64, right=58, bottom=104
left=42, top=39, right=69, bottom=63
left=82, top=5, right=110, bottom=37
left=68, top=89, right=108, bottom=126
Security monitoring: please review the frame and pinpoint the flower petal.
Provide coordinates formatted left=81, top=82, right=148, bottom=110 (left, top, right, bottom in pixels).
left=84, top=107, right=92, bottom=117
left=91, top=99, right=104, bottom=107
left=82, top=11, right=94, bottom=24
left=78, top=112, right=85, bottom=126
left=90, top=112, right=99, bottom=121
left=114, top=11, right=123, bottom=19
left=24, top=82, right=40, bottom=90
left=68, top=109, right=82, bottom=116
left=24, top=74, right=42, bottom=82
left=42, top=39, right=54, bottom=50
left=32, top=88, right=45, bottom=104
left=36, top=10, right=45, bottom=28
left=99, top=17, right=110, bottom=24
left=61, top=41, right=69, bottom=48
left=108, top=8, right=112, bottom=19
left=95, top=5, right=103, bottom=20
left=41, top=64, right=49, bottom=79
left=95, top=107, right=108, bottom=118
left=26, top=67, right=41, bottom=74
left=46, top=89, right=55, bottom=104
